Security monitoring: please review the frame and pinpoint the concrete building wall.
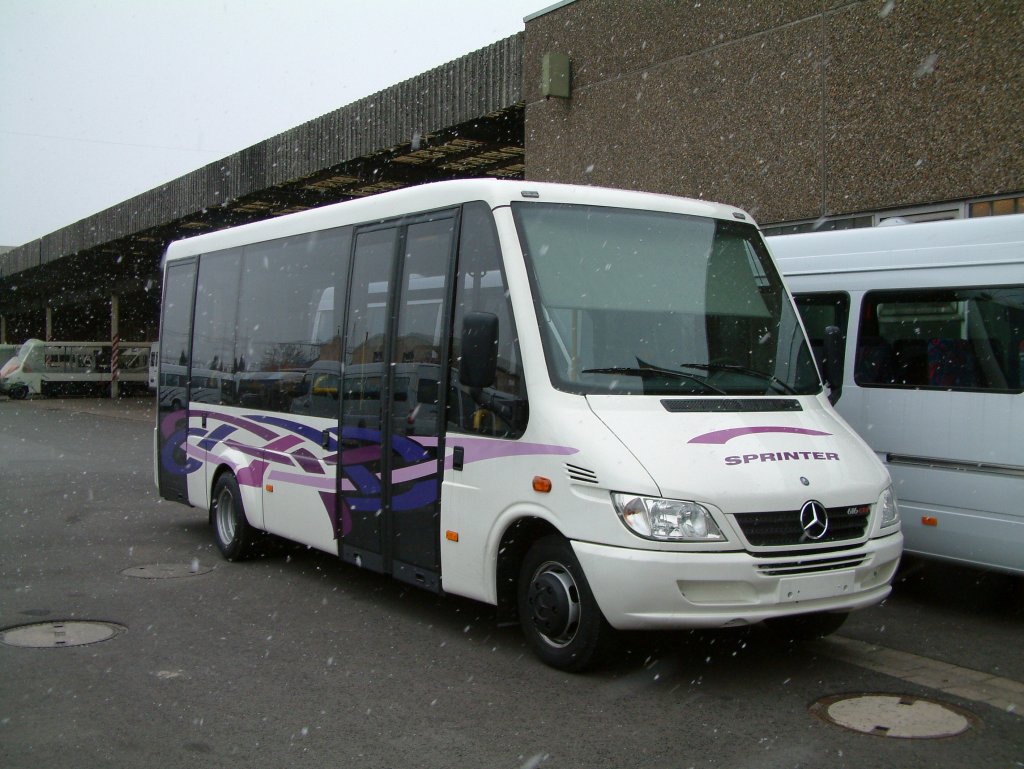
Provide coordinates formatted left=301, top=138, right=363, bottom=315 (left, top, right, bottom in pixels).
left=523, top=0, right=1023, bottom=225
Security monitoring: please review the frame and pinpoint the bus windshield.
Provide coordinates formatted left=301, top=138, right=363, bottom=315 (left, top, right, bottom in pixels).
left=514, top=203, right=821, bottom=396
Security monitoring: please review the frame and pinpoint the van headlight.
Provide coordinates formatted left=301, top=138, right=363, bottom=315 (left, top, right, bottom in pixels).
left=612, top=493, right=725, bottom=542
left=878, top=486, right=900, bottom=529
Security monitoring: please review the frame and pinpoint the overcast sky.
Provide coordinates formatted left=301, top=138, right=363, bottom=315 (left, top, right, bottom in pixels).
left=0, top=0, right=552, bottom=248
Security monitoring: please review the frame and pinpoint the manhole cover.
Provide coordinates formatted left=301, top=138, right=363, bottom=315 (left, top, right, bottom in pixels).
left=1, top=621, right=125, bottom=649
left=811, top=693, right=977, bottom=739
left=121, top=562, right=214, bottom=579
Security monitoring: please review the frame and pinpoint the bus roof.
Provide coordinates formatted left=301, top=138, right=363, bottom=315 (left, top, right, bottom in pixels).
left=162, top=179, right=754, bottom=263
left=768, top=214, right=1024, bottom=277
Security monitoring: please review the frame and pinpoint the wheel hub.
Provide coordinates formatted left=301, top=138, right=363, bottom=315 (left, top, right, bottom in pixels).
left=527, top=565, right=580, bottom=646
left=216, top=488, right=236, bottom=543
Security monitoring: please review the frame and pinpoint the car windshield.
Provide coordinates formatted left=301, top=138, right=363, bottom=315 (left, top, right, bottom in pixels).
left=513, top=202, right=821, bottom=396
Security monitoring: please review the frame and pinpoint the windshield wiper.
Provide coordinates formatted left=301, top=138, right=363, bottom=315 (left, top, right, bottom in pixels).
left=582, top=366, right=727, bottom=395
left=678, top=362, right=798, bottom=395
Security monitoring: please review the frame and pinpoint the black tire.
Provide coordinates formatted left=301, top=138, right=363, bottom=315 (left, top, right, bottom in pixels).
left=765, top=611, right=848, bottom=641
left=10, top=384, right=28, bottom=400
left=517, top=534, right=617, bottom=672
left=210, top=472, right=260, bottom=561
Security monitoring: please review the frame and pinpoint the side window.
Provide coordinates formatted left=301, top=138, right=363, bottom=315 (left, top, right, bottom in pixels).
left=393, top=218, right=455, bottom=437
left=857, top=287, right=1024, bottom=392
left=449, top=201, right=528, bottom=438
left=343, top=227, right=397, bottom=433
left=156, top=260, right=194, bottom=380
left=793, top=292, right=850, bottom=382
left=236, top=228, right=349, bottom=413
left=191, top=249, right=241, bottom=405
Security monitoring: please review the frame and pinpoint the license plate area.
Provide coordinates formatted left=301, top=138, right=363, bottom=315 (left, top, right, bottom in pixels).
left=778, top=571, right=855, bottom=602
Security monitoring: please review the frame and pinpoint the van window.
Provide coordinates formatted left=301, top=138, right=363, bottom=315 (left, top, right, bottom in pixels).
left=236, top=228, right=349, bottom=412
left=449, top=201, right=528, bottom=438
left=857, top=286, right=1024, bottom=392
left=192, top=248, right=242, bottom=405
left=793, top=292, right=850, bottom=381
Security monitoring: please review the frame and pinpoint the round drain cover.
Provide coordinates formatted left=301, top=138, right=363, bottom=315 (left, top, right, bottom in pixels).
left=812, top=693, right=977, bottom=739
left=121, top=562, right=214, bottom=579
left=1, top=621, right=125, bottom=649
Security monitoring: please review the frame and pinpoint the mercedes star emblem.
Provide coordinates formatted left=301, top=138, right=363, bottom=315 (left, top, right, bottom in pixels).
left=800, top=500, right=829, bottom=540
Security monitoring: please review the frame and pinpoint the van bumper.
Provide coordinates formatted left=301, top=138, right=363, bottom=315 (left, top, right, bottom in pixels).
left=573, top=533, right=903, bottom=630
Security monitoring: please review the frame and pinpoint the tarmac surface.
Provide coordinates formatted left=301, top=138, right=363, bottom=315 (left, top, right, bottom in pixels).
left=1, top=395, right=1021, bottom=769
left=9, top=394, right=157, bottom=422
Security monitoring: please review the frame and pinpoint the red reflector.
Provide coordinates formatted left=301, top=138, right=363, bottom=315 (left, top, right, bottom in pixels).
left=921, top=516, right=938, bottom=527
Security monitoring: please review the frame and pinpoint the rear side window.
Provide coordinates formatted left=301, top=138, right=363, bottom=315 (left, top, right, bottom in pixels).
left=856, top=286, right=1024, bottom=393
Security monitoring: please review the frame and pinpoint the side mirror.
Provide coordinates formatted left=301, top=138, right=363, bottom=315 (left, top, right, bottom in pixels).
left=823, top=325, right=845, bottom=405
left=459, top=311, right=499, bottom=389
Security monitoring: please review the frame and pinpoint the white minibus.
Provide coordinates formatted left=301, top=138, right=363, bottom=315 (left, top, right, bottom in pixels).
left=155, top=179, right=902, bottom=670
left=770, top=215, right=1023, bottom=576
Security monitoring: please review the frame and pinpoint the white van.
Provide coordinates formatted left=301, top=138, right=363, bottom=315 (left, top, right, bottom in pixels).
left=770, top=215, right=1024, bottom=575
left=156, top=179, right=902, bottom=670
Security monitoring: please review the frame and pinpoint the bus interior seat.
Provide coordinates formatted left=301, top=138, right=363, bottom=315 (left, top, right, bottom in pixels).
left=891, top=338, right=929, bottom=386
left=927, top=338, right=977, bottom=388
left=855, top=337, right=893, bottom=385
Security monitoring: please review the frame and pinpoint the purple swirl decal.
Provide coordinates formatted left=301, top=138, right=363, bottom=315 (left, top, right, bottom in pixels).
left=162, top=409, right=577, bottom=538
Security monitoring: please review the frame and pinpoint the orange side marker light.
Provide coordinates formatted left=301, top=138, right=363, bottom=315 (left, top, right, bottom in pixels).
left=265, top=484, right=274, bottom=493
left=446, top=530, right=459, bottom=542
left=921, top=516, right=938, bottom=527
left=533, top=476, right=552, bottom=493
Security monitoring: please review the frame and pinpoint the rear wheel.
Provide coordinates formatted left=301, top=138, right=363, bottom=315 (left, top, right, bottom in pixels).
left=517, top=535, right=616, bottom=672
left=211, top=473, right=260, bottom=561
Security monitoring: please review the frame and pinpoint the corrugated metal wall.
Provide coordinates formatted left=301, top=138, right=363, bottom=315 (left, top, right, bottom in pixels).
left=1, top=33, right=523, bottom=281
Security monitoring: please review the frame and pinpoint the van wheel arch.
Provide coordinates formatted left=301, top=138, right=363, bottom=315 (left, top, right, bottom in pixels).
left=495, top=517, right=562, bottom=625
left=210, top=469, right=262, bottom=561
left=207, top=465, right=235, bottom=526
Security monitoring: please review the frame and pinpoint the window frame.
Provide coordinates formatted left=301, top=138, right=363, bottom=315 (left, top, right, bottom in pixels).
left=855, top=284, right=1024, bottom=394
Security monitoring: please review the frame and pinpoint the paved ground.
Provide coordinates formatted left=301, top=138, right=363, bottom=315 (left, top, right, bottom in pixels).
left=9, top=394, right=157, bottom=422
left=1, top=396, right=1021, bottom=769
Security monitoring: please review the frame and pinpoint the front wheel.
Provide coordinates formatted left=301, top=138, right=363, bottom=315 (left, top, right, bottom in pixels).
left=210, top=472, right=260, bottom=561
left=517, top=535, right=617, bottom=672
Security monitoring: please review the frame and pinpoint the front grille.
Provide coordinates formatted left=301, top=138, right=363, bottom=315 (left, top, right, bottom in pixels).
left=756, top=553, right=868, bottom=576
left=733, top=505, right=869, bottom=547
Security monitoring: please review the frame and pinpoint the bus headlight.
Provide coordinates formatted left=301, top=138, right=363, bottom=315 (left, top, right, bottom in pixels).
left=612, top=493, right=725, bottom=542
left=879, top=486, right=900, bottom=529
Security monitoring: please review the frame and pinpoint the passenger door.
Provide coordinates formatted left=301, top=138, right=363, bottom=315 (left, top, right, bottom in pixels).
left=339, top=214, right=456, bottom=590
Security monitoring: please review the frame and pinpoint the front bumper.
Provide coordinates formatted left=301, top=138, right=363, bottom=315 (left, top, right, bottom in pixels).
left=573, top=532, right=902, bottom=630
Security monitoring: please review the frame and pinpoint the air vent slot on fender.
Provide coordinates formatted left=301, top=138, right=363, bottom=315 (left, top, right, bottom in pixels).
left=565, top=463, right=599, bottom=484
